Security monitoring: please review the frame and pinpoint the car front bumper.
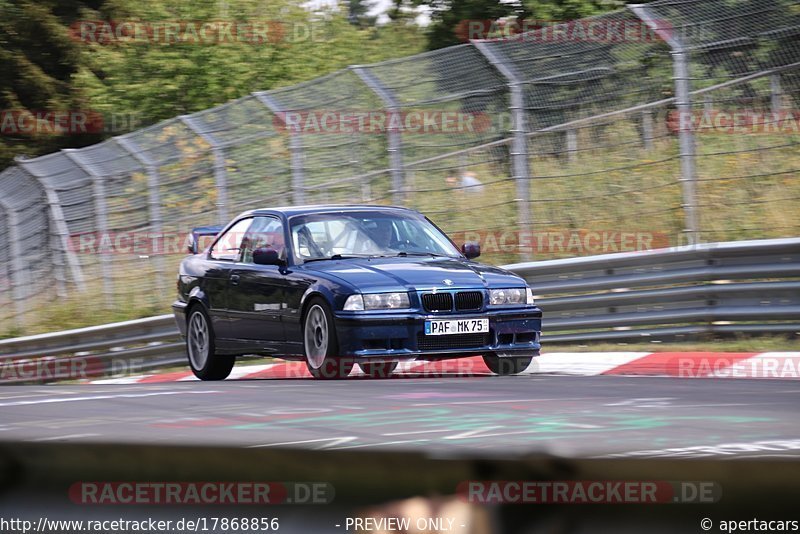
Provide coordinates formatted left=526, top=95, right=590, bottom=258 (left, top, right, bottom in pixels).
left=333, top=307, right=542, bottom=360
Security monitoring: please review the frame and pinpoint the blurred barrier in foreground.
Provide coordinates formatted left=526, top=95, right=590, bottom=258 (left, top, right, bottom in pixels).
left=1, top=441, right=798, bottom=533
left=0, top=0, right=799, bottom=330
left=1, top=238, right=797, bottom=384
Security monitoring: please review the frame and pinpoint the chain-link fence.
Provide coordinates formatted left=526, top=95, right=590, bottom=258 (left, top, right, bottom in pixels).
left=1, top=0, right=799, bottom=331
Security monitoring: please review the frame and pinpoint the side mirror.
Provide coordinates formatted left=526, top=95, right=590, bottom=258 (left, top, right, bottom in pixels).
left=187, top=225, right=223, bottom=255
left=253, top=247, right=285, bottom=267
left=462, top=242, right=481, bottom=260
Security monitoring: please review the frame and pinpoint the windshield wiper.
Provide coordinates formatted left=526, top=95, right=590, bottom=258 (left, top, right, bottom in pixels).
left=303, top=254, right=372, bottom=263
left=396, top=251, right=453, bottom=258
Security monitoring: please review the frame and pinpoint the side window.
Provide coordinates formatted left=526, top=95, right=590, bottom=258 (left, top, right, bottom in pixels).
left=209, top=218, right=253, bottom=261
left=241, top=217, right=286, bottom=264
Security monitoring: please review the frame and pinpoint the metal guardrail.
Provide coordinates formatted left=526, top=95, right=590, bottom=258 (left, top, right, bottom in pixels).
left=0, top=315, right=184, bottom=384
left=509, top=237, right=800, bottom=343
left=1, top=238, right=798, bottom=383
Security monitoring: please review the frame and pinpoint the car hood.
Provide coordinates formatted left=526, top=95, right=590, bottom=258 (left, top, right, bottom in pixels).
left=302, top=256, right=525, bottom=292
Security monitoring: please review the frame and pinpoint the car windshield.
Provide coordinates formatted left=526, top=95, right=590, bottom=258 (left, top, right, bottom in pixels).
left=289, top=211, right=461, bottom=263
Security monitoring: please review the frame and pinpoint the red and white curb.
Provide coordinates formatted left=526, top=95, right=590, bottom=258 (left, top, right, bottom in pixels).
left=90, top=352, right=800, bottom=384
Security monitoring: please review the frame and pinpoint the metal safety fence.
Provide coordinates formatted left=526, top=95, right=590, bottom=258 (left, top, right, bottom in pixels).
left=0, top=0, right=799, bottom=331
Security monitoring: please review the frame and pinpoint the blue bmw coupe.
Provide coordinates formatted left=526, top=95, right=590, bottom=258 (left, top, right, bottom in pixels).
left=173, top=205, right=542, bottom=379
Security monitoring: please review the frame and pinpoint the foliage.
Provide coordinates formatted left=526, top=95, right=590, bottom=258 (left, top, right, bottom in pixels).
left=0, top=0, right=426, bottom=167
left=391, top=0, right=627, bottom=49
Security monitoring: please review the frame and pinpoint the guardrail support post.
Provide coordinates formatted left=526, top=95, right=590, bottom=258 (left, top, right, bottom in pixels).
left=471, top=41, right=532, bottom=260
left=351, top=67, right=406, bottom=205
left=630, top=4, right=700, bottom=245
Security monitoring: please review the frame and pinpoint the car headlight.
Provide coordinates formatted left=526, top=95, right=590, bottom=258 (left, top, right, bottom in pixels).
left=343, top=292, right=410, bottom=311
left=526, top=287, right=535, bottom=305
left=489, top=288, right=529, bottom=306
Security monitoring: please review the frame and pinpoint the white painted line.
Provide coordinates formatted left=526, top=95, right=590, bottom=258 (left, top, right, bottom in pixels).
left=0, top=393, right=66, bottom=401
left=31, top=433, right=99, bottom=442
left=327, top=439, right=431, bottom=450
left=248, top=436, right=358, bottom=449
left=381, top=429, right=458, bottom=436
left=597, top=439, right=800, bottom=459
left=412, top=397, right=594, bottom=407
left=0, top=390, right=220, bottom=407
left=90, top=375, right=151, bottom=384
left=443, top=426, right=505, bottom=440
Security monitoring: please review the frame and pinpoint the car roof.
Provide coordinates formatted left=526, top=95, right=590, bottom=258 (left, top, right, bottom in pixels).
left=245, top=204, right=420, bottom=218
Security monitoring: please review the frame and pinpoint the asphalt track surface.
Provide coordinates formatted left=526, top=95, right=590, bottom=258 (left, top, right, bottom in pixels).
left=1, top=374, right=799, bottom=459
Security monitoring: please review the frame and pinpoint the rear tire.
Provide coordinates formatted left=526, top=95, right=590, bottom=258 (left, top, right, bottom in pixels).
left=483, top=353, right=533, bottom=376
left=358, top=361, right=398, bottom=378
left=186, top=306, right=235, bottom=380
left=303, top=298, right=353, bottom=379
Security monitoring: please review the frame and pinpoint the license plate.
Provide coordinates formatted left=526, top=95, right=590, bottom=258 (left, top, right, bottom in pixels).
left=424, top=318, right=489, bottom=336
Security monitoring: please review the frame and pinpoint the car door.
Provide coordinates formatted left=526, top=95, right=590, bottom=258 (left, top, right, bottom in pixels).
left=205, top=217, right=254, bottom=340
left=227, top=216, right=287, bottom=348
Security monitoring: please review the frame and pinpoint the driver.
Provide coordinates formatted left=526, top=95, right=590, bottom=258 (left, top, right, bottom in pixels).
left=361, top=219, right=399, bottom=253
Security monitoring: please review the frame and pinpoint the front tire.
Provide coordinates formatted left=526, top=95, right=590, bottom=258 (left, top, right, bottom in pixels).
left=186, top=306, right=235, bottom=380
left=358, top=361, right=398, bottom=378
left=303, top=298, right=353, bottom=379
left=483, top=353, right=533, bottom=376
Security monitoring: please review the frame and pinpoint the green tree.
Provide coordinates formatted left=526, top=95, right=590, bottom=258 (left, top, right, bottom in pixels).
left=0, top=0, right=425, bottom=168
left=392, top=0, right=626, bottom=50
left=347, top=0, right=378, bottom=27
left=0, top=0, right=106, bottom=166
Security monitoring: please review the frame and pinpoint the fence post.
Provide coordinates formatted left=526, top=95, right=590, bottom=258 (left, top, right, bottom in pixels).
left=630, top=4, right=699, bottom=245
left=351, top=66, right=406, bottom=205
left=92, top=178, right=111, bottom=298
left=115, top=137, right=166, bottom=304
left=0, top=202, right=26, bottom=328
left=253, top=93, right=306, bottom=205
left=42, top=185, right=86, bottom=293
left=12, top=163, right=86, bottom=296
left=566, top=129, right=578, bottom=162
left=472, top=41, right=532, bottom=260
left=703, top=94, right=713, bottom=113
left=641, top=109, right=654, bottom=150
left=179, top=115, right=229, bottom=224
left=770, top=74, right=783, bottom=113
left=62, top=149, right=114, bottom=309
